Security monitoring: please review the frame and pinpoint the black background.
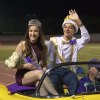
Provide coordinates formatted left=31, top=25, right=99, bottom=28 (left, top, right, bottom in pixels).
left=0, top=0, right=100, bottom=34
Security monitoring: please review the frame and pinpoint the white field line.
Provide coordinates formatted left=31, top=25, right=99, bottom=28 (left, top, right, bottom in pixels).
left=0, top=73, right=15, bottom=77
left=0, top=81, right=15, bottom=86
left=0, top=82, right=5, bottom=84
left=79, top=52, right=100, bottom=56
left=87, top=47, right=100, bottom=49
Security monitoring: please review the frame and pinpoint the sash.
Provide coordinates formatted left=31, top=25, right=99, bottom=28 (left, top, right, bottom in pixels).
left=50, top=37, right=74, bottom=63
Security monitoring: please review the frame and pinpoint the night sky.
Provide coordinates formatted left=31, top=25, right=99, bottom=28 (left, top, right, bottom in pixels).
left=0, top=0, right=100, bottom=18
left=0, top=0, right=100, bottom=33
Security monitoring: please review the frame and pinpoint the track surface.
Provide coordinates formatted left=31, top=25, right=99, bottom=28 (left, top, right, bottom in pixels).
left=0, top=61, right=16, bottom=86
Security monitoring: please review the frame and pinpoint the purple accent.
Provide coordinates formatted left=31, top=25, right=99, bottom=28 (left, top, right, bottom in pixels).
left=7, top=83, right=36, bottom=94
left=25, top=57, right=33, bottom=62
left=70, top=39, right=76, bottom=45
left=25, top=57, right=42, bottom=70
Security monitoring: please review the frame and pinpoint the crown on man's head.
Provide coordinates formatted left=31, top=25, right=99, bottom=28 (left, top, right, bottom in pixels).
left=62, top=15, right=78, bottom=33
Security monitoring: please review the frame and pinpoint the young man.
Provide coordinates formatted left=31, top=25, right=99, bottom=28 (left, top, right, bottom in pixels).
left=48, top=9, right=90, bottom=94
left=77, top=58, right=100, bottom=93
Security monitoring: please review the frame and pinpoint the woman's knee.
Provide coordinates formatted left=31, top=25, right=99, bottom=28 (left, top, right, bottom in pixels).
left=34, top=70, right=44, bottom=79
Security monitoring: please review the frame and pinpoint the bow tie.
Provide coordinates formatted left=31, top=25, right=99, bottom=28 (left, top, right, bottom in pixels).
left=62, top=39, right=76, bottom=45
left=62, top=41, right=70, bottom=44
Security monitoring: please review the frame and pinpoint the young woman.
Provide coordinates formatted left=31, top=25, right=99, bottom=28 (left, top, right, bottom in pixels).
left=5, top=19, right=58, bottom=96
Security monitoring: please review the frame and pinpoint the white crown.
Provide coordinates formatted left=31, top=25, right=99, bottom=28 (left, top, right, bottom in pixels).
left=62, top=19, right=78, bottom=33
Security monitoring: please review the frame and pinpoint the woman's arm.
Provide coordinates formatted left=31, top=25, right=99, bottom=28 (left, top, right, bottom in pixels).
left=5, top=41, right=24, bottom=69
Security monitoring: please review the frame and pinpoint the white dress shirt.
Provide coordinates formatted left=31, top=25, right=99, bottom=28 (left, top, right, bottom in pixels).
left=48, top=26, right=90, bottom=71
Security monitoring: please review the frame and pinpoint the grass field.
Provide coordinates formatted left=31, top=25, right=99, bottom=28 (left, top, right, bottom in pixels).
left=77, top=43, right=100, bottom=61
left=0, top=43, right=100, bottom=73
left=77, top=43, right=100, bottom=73
left=0, top=44, right=17, bottom=61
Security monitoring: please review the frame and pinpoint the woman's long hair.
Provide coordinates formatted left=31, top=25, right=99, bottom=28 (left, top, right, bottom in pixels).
left=24, top=25, right=47, bottom=67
